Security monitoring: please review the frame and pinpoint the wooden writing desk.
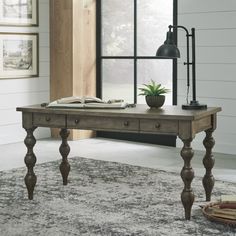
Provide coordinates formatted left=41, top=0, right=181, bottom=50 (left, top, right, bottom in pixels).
left=17, top=104, right=221, bottom=220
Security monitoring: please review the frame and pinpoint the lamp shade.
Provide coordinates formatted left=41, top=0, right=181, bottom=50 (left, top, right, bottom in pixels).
left=156, top=31, right=180, bottom=58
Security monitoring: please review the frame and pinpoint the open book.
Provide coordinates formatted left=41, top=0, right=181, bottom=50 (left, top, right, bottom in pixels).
left=56, top=96, right=104, bottom=104
left=47, top=96, right=128, bottom=109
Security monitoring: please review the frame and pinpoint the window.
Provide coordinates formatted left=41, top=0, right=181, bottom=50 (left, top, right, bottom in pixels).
left=96, top=0, right=177, bottom=146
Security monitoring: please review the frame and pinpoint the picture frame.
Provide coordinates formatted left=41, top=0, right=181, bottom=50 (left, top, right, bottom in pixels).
left=0, top=0, right=38, bottom=26
left=0, top=33, right=39, bottom=79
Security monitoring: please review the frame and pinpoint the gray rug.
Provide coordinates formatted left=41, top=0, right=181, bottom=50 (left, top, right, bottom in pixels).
left=0, top=157, right=236, bottom=236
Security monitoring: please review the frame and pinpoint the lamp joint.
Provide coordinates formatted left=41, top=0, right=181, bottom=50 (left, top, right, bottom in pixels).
left=183, top=62, right=193, bottom=65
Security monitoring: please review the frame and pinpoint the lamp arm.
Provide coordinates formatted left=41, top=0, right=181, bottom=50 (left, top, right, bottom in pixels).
left=168, top=25, right=189, bottom=35
left=169, top=25, right=191, bottom=102
left=191, top=28, right=196, bottom=101
left=160, top=25, right=207, bottom=109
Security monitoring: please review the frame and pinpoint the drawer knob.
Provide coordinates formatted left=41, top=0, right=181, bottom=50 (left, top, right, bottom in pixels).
left=124, top=121, right=129, bottom=127
left=45, top=116, right=51, bottom=122
left=74, top=119, right=80, bottom=124
left=155, top=123, right=161, bottom=129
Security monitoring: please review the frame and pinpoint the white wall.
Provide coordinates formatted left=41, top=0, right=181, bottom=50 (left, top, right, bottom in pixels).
left=177, top=0, right=236, bottom=155
left=0, top=0, right=50, bottom=145
left=1, top=0, right=235, bottom=156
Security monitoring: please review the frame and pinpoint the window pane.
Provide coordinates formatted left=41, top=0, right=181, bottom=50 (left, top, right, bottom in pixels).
left=137, top=60, right=172, bottom=105
left=102, top=60, right=134, bottom=103
left=137, top=0, right=173, bottom=56
left=102, top=0, right=134, bottom=56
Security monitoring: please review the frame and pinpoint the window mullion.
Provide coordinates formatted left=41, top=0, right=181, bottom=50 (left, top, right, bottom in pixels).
left=96, top=0, right=102, bottom=98
left=134, top=0, right=137, bottom=104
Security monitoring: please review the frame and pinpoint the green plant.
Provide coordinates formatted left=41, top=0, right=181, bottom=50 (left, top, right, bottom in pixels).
left=139, top=80, right=170, bottom=96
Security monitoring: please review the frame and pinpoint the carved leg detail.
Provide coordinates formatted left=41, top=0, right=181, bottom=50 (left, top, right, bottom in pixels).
left=24, top=127, right=37, bottom=200
left=59, top=128, right=71, bottom=185
left=180, top=139, right=195, bottom=220
left=203, top=129, right=215, bottom=201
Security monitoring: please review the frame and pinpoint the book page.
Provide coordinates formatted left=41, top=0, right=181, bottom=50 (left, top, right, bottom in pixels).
left=57, top=96, right=104, bottom=104
left=47, top=101, right=128, bottom=109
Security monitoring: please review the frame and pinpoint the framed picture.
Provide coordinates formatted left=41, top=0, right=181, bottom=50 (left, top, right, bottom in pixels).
left=0, top=33, right=38, bottom=79
left=0, top=0, right=38, bottom=26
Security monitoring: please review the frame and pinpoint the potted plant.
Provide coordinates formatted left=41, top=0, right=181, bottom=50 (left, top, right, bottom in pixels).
left=139, top=80, right=170, bottom=108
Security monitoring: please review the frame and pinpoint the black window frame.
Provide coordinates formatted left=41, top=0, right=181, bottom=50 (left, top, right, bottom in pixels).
left=96, top=0, right=178, bottom=146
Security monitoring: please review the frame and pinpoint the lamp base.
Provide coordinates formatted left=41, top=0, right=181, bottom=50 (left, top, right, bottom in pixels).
left=182, top=100, right=207, bottom=110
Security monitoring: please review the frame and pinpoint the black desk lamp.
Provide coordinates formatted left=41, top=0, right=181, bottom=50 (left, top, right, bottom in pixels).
left=156, top=25, right=207, bottom=110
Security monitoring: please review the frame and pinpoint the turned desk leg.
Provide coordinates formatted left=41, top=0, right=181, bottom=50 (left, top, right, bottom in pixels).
left=180, top=138, right=195, bottom=220
left=24, top=127, right=37, bottom=200
left=59, top=128, right=71, bottom=185
left=202, top=129, right=215, bottom=201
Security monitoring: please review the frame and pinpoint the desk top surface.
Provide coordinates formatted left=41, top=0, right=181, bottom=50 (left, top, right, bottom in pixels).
left=17, top=104, right=221, bottom=121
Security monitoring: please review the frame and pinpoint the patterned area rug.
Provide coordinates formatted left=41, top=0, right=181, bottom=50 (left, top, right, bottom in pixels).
left=0, top=157, right=236, bottom=236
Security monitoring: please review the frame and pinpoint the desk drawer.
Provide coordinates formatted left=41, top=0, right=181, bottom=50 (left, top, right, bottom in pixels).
left=67, top=116, right=139, bottom=132
left=33, top=113, right=66, bottom=127
left=140, top=119, right=178, bottom=134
